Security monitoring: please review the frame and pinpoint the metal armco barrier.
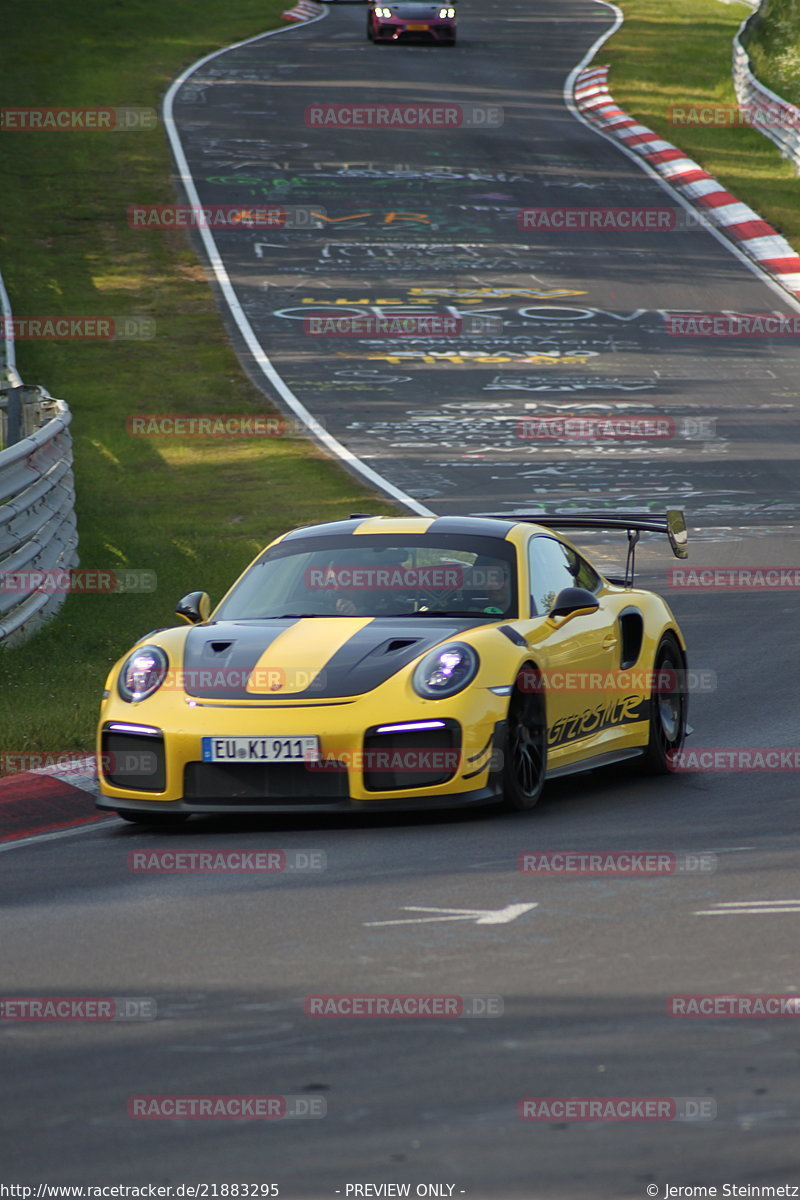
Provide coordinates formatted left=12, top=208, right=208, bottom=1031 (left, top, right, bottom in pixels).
left=733, top=4, right=800, bottom=172
left=0, top=270, right=79, bottom=647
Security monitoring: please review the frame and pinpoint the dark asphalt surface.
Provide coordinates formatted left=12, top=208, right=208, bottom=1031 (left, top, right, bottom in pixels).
left=170, top=0, right=800, bottom=527
left=3, top=1, right=800, bottom=1196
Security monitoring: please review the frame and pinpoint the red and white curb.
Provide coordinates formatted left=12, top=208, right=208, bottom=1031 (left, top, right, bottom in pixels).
left=0, top=759, right=104, bottom=844
left=282, top=1, right=324, bottom=21
left=573, top=65, right=800, bottom=298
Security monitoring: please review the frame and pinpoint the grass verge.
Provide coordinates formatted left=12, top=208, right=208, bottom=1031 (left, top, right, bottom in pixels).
left=0, top=0, right=397, bottom=762
left=601, top=0, right=800, bottom=249
left=746, top=0, right=800, bottom=107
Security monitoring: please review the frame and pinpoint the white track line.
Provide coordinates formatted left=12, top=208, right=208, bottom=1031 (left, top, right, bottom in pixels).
left=563, top=0, right=800, bottom=314
left=161, top=13, right=435, bottom=517
left=0, top=819, right=117, bottom=854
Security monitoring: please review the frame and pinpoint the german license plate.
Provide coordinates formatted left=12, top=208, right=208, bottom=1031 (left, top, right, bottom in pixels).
left=202, top=736, right=320, bottom=763
left=406, top=23, right=429, bottom=28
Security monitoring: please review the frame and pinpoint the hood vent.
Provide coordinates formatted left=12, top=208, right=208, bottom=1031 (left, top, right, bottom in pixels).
left=384, top=638, right=420, bottom=654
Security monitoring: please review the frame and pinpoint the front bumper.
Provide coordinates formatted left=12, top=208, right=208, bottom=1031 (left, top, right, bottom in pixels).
left=373, top=21, right=455, bottom=40
left=95, top=782, right=502, bottom=817
left=96, top=693, right=506, bottom=814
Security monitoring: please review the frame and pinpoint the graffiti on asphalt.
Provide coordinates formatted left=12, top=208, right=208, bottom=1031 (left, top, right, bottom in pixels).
left=484, top=375, right=657, bottom=392
left=344, top=350, right=601, bottom=364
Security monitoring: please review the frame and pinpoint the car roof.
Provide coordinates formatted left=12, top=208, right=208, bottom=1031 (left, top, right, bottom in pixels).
left=279, top=515, right=521, bottom=541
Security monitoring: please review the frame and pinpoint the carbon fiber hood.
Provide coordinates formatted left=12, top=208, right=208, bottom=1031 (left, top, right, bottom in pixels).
left=181, top=616, right=484, bottom=700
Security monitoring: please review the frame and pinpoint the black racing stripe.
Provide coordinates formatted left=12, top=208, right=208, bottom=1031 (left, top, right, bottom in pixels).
left=281, top=519, right=369, bottom=542
left=426, top=516, right=516, bottom=538
left=183, top=617, right=488, bottom=701
left=182, top=620, right=299, bottom=698
left=308, top=618, right=481, bottom=698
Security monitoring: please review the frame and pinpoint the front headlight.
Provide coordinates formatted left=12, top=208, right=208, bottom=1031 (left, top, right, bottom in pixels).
left=117, top=645, right=169, bottom=703
left=412, top=642, right=479, bottom=700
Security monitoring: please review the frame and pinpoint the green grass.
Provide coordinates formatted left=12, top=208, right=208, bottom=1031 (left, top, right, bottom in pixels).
left=602, top=0, right=800, bottom=248
left=0, top=0, right=397, bottom=762
left=747, top=0, right=800, bottom=106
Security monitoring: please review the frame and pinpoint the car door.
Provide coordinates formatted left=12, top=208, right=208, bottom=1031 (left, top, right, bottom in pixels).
left=525, top=535, right=633, bottom=767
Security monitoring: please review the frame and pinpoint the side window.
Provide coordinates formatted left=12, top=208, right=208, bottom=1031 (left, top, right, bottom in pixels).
left=569, top=549, right=602, bottom=593
left=528, top=537, right=580, bottom=615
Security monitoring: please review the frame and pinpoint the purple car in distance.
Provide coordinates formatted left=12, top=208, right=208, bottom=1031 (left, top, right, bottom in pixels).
left=367, top=1, right=457, bottom=44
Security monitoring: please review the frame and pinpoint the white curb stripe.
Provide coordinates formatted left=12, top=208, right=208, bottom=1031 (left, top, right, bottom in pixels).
left=742, top=234, right=799, bottom=258
left=710, top=202, right=763, bottom=225
left=677, top=177, right=728, bottom=196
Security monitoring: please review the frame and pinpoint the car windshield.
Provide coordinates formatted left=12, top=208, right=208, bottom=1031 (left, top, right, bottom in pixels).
left=214, top=534, right=518, bottom=620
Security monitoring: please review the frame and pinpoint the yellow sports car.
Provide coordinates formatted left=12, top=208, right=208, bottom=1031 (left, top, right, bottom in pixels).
left=96, top=511, right=689, bottom=823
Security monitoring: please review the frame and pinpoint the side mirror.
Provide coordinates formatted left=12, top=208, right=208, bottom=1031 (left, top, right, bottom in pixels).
left=175, top=590, right=211, bottom=625
left=549, top=587, right=600, bottom=619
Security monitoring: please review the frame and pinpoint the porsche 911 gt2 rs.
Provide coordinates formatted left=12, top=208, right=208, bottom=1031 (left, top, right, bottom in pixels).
left=96, top=511, right=689, bottom=823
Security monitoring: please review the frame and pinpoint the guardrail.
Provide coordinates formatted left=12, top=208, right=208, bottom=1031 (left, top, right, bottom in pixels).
left=733, top=3, right=800, bottom=172
left=0, top=271, right=79, bottom=647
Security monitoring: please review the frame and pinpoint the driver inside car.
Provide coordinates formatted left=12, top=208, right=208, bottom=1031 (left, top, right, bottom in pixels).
left=324, top=548, right=416, bottom=616
left=460, top=558, right=512, bottom=616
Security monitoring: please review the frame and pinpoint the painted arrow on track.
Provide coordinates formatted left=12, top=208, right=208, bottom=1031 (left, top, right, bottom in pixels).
left=694, top=900, right=800, bottom=915
left=364, top=903, right=538, bottom=927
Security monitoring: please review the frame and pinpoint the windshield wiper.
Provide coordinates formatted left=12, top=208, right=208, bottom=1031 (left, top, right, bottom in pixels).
left=405, top=609, right=498, bottom=618
left=270, top=612, right=328, bottom=619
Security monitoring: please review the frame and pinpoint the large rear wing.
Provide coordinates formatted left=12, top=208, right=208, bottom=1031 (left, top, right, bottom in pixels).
left=475, top=509, right=688, bottom=586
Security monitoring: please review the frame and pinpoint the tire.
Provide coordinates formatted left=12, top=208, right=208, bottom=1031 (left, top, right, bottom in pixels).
left=116, top=810, right=190, bottom=826
left=501, top=667, right=547, bottom=811
left=639, top=632, right=687, bottom=774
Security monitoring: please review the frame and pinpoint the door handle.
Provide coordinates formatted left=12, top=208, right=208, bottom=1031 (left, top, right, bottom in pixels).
left=602, top=634, right=616, bottom=649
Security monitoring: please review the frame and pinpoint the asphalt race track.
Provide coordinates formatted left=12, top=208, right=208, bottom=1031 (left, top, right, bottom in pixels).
left=167, top=0, right=800, bottom=527
left=3, top=0, right=800, bottom=1195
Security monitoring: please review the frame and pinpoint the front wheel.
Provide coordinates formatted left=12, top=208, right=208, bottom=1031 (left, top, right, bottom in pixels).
left=639, top=632, right=687, bottom=773
left=501, top=668, right=547, bottom=811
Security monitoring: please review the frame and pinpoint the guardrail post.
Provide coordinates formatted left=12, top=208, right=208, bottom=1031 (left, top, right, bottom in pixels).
left=5, top=385, right=23, bottom=448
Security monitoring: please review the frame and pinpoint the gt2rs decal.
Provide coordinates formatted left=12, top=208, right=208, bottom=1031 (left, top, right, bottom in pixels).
left=548, top=694, right=648, bottom=749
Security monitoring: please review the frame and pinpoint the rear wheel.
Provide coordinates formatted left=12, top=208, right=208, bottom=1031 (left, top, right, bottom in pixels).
left=639, top=632, right=687, bottom=773
left=502, top=668, right=547, bottom=811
